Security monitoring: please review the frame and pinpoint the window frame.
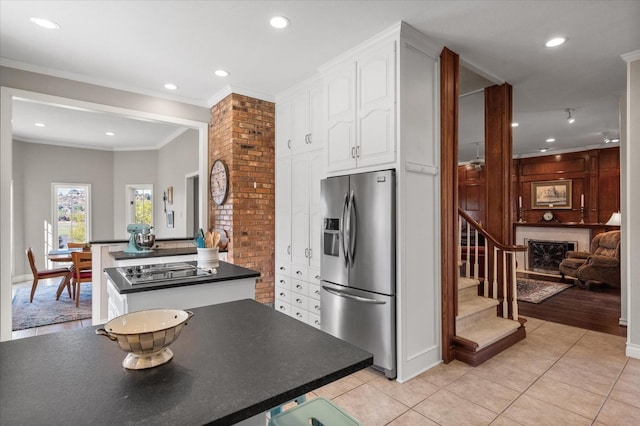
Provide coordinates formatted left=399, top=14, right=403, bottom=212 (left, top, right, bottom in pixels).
left=51, top=182, right=92, bottom=249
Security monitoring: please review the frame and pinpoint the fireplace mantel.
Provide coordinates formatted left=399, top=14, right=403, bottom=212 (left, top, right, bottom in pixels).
left=513, top=222, right=618, bottom=231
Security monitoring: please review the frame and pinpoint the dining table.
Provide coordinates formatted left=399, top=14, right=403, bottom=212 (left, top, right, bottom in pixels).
left=47, top=248, right=84, bottom=300
left=0, top=299, right=373, bottom=425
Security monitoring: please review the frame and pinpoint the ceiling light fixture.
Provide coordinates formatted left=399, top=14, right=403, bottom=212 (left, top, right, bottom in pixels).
left=539, top=148, right=549, bottom=153
left=105, top=131, right=115, bottom=136
left=566, top=108, right=575, bottom=124
left=164, top=83, right=178, bottom=90
left=34, top=122, right=45, bottom=127
left=546, top=138, right=556, bottom=143
left=511, top=122, right=519, bottom=127
left=30, top=17, right=60, bottom=30
left=270, top=16, right=290, bottom=29
left=214, top=69, right=230, bottom=77
left=610, top=138, right=620, bottom=143
left=545, top=37, right=566, bottom=48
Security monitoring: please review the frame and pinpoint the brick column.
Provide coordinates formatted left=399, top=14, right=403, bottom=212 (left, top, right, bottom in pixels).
left=209, top=94, right=275, bottom=304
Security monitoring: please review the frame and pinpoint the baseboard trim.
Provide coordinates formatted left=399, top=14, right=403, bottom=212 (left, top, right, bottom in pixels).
left=454, top=324, right=526, bottom=367
left=626, top=342, right=640, bottom=359
left=12, top=274, right=31, bottom=284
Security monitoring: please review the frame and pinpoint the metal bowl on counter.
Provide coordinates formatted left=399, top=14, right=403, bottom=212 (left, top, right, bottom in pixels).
left=135, top=232, right=155, bottom=249
left=96, top=309, right=193, bottom=370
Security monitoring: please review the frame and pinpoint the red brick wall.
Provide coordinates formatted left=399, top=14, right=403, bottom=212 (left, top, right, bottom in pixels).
left=209, top=94, right=275, bottom=304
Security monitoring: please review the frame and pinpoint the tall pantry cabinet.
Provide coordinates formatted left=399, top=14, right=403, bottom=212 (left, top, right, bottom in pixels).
left=275, top=79, right=325, bottom=328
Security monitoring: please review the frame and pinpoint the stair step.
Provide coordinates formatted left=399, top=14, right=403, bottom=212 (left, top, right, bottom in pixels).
left=457, top=317, right=521, bottom=351
left=458, top=276, right=480, bottom=290
left=457, top=296, right=498, bottom=320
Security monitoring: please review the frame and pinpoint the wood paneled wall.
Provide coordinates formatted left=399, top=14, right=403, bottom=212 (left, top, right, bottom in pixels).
left=459, top=147, right=620, bottom=226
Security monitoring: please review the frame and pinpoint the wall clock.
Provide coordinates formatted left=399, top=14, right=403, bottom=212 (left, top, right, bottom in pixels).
left=210, top=159, right=229, bottom=206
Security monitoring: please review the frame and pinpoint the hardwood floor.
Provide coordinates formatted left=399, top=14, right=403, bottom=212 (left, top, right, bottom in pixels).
left=517, top=272, right=626, bottom=337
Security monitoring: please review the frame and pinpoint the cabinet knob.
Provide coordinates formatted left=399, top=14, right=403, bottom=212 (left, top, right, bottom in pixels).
left=279, top=305, right=286, bottom=311
left=280, top=280, right=285, bottom=284
left=315, top=320, right=320, bottom=325
left=296, top=312, right=302, bottom=318
left=296, top=270, right=303, bottom=275
left=314, top=305, right=320, bottom=311
left=296, top=284, right=303, bottom=289
left=280, top=266, right=286, bottom=271
left=296, top=298, right=302, bottom=303
left=279, top=292, right=285, bottom=296
left=314, top=275, right=321, bottom=280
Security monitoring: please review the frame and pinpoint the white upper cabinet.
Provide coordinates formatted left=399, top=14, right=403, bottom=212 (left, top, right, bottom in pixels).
left=275, top=101, right=293, bottom=158
left=326, top=39, right=396, bottom=173
left=357, top=40, right=396, bottom=168
left=291, top=81, right=325, bottom=155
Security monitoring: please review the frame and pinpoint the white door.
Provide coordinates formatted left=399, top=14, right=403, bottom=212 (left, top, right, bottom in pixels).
left=275, top=100, right=293, bottom=159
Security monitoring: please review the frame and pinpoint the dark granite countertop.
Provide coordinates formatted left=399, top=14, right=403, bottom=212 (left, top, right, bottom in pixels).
left=105, top=261, right=260, bottom=294
left=0, top=300, right=373, bottom=425
left=109, top=246, right=198, bottom=260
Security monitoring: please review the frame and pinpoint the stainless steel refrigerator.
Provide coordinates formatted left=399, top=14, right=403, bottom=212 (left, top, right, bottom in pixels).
left=320, top=169, right=396, bottom=379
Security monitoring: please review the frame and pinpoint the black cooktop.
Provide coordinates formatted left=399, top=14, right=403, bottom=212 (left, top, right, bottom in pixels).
left=116, top=262, right=213, bottom=285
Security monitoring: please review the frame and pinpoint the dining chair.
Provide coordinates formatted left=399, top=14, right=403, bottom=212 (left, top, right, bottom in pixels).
left=71, top=251, right=92, bottom=307
left=26, top=247, right=72, bottom=303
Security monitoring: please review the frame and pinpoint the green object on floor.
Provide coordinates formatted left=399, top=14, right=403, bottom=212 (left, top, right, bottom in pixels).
left=269, top=397, right=360, bottom=426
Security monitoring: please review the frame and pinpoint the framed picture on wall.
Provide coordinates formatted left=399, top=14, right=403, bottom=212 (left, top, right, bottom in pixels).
left=531, top=180, right=572, bottom=209
left=166, top=210, right=174, bottom=228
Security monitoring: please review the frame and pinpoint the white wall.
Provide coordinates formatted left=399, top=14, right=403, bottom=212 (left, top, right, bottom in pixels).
left=623, top=52, right=640, bottom=359
left=156, top=128, right=199, bottom=238
left=13, top=141, right=114, bottom=276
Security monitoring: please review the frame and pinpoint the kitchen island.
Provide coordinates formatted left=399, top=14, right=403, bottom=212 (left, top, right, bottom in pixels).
left=0, top=300, right=373, bottom=425
left=104, top=261, right=259, bottom=320
left=90, top=239, right=227, bottom=324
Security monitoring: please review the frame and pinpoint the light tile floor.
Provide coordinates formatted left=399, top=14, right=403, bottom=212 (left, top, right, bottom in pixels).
left=11, top=305, right=639, bottom=425
left=301, top=317, right=640, bottom=426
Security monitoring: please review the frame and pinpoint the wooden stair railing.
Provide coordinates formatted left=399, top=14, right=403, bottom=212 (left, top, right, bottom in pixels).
left=458, top=208, right=527, bottom=320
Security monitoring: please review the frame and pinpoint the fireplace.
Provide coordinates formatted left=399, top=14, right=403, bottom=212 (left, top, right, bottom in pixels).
left=527, top=239, right=576, bottom=274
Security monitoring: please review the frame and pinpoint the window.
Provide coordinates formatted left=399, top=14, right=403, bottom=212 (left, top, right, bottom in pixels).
left=52, top=183, right=91, bottom=249
left=126, top=184, right=153, bottom=226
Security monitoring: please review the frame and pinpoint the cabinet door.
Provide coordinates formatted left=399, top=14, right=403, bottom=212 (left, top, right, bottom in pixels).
left=308, top=82, right=325, bottom=152
left=326, top=62, right=357, bottom=173
left=308, top=150, right=325, bottom=269
left=275, top=100, right=293, bottom=158
left=357, top=40, right=396, bottom=168
left=291, top=153, right=310, bottom=266
left=275, top=157, right=292, bottom=262
left=291, top=91, right=310, bottom=156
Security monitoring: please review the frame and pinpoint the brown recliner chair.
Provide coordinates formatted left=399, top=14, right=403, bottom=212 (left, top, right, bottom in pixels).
left=559, top=230, right=620, bottom=288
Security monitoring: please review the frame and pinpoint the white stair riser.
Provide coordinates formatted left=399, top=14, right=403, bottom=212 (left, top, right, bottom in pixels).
left=458, top=285, right=479, bottom=302
left=456, top=305, right=498, bottom=332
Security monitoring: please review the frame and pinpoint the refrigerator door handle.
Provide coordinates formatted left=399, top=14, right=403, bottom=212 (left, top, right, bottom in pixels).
left=341, top=193, right=350, bottom=267
left=322, top=286, right=386, bottom=305
left=348, top=190, right=356, bottom=262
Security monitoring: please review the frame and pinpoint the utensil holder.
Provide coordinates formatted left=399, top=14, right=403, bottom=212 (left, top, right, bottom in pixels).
left=197, top=247, right=219, bottom=269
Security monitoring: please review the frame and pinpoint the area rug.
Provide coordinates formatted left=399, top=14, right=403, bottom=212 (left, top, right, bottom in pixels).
left=12, top=284, right=92, bottom=331
left=517, top=278, right=572, bottom=304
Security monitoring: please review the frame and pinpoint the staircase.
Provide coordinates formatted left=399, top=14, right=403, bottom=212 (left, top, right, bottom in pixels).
left=453, top=209, right=528, bottom=366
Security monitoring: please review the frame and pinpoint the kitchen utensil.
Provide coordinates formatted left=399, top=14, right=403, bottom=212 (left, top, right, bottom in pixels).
left=96, top=309, right=193, bottom=370
left=212, top=231, right=221, bottom=248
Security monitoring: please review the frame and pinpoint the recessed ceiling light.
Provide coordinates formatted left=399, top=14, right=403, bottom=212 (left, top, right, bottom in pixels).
left=105, top=131, right=115, bottom=136
left=546, top=138, right=556, bottom=143
left=214, top=69, right=230, bottom=77
left=30, top=17, right=60, bottom=30
left=34, top=122, right=45, bottom=127
left=270, top=16, right=290, bottom=29
left=539, top=148, right=549, bottom=153
left=545, top=37, right=566, bottom=48
left=164, top=83, right=178, bottom=90
left=511, top=122, right=519, bottom=127
left=610, top=138, right=620, bottom=143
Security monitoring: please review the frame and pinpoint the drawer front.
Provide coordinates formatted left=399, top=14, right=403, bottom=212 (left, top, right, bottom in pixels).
left=291, top=264, right=308, bottom=281
left=276, top=274, right=291, bottom=291
left=291, top=293, right=309, bottom=310
left=291, top=279, right=308, bottom=296
left=308, top=312, right=321, bottom=329
left=309, top=299, right=321, bottom=315
left=275, top=301, right=291, bottom=316
left=275, top=285, right=291, bottom=304
left=276, top=260, right=291, bottom=277
left=308, top=268, right=321, bottom=285
left=291, top=307, right=309, bottom=323
left=308, top=283, right=321, bottom=301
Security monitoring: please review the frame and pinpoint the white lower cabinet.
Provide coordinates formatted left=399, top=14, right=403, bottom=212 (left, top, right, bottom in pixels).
left=275, top=263, right=321, bottom=329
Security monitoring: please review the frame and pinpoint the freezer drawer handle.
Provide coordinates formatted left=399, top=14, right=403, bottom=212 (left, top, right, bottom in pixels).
left=322, top=286, right=386, bottom=305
